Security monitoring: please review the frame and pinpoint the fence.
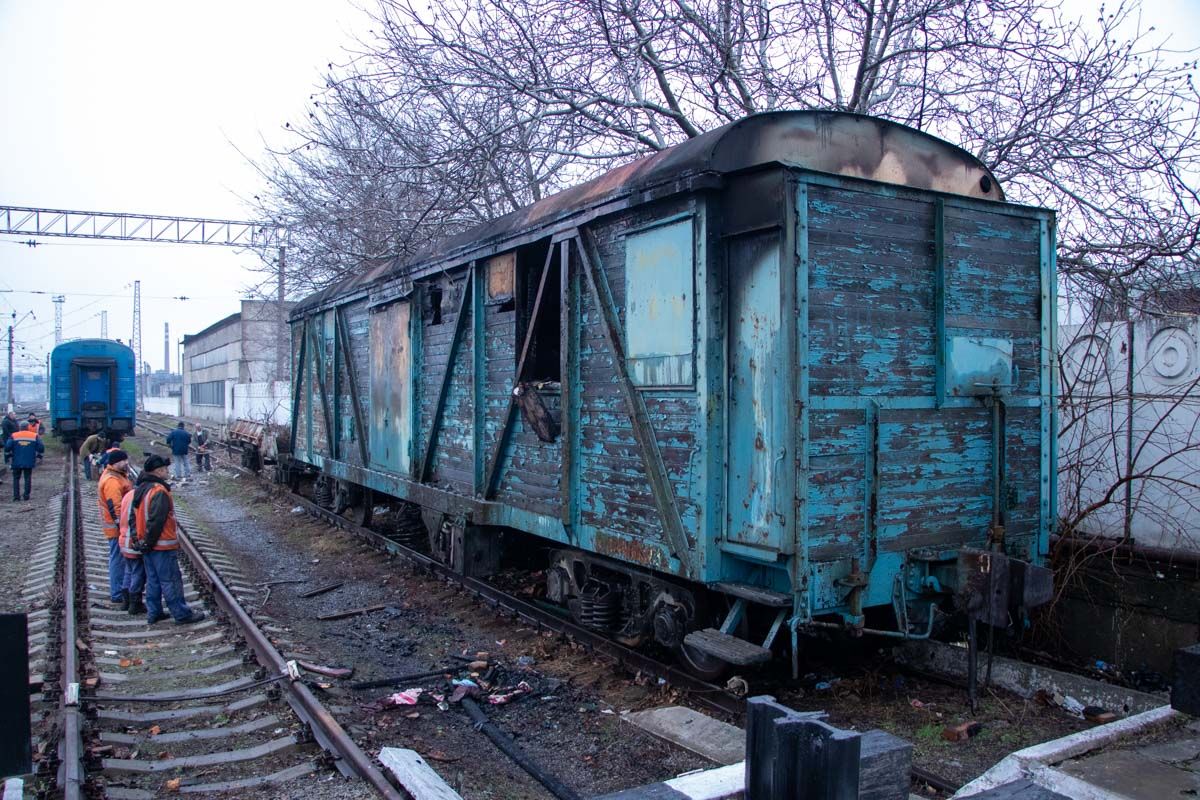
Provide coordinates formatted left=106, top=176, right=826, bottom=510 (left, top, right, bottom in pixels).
left=1059, top=315, right=1200, bottom=553
left=143, top=396, right=181, bottom=417
left=232, top=381, right=291, bottom=426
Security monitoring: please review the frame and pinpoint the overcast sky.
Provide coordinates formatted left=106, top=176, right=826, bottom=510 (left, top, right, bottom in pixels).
left=0, top=1, right=364, bottom=374
left=1, top=0, right=1197, bottom=377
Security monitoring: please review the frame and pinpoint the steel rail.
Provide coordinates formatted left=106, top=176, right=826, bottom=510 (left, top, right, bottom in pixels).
left=139, top=415, right=964, bottom=793
left=284, top=490, right=745, bottom=718
left=173, top=520, right=406, bottom=799
left=60, top=452, right=84, bottom=799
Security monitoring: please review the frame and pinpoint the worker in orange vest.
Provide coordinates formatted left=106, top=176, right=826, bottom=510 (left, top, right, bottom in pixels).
left=117, top=490, right=145, bottom=615
left=131, top=455, right=205, bottom=625
left=97, top=450, right=134, bottom=607
left=26, top=413, right=42, bottom=436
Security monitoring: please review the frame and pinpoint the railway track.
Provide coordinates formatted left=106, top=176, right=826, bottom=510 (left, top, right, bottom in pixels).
left=136, top=415, right=962, bottom=795
left=29, top=450, right=402, bottom=798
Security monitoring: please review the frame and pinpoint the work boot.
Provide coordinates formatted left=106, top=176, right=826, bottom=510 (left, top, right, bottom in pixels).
left=147, top=612, right=169, bottom=624
left=127, top=594, right=145, bottom=615
left=175, top=611, right=207, bottom=625
left=113, top=591, right=128, bottom=610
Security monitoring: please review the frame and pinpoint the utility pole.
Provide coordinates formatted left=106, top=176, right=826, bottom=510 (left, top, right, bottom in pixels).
left=53, top=295, right=65, bottom=345
left=6, top=322, right=12, bottom=411
left=132, top=280, right=142, bottom=407
left=101, top=310, right=108, bottom=339
left=163, top=322, right=169, bottom=374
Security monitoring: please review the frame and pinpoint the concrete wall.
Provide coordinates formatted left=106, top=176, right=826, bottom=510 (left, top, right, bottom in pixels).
left=1059, top=316, right=1200, bottom=552
left=144, top=396, right=181, bottom=417
left=232, top=381, right=291, bottom=426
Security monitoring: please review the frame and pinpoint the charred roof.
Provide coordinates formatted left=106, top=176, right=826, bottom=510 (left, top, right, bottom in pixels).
left=293, top=110, right=1003, bottom=317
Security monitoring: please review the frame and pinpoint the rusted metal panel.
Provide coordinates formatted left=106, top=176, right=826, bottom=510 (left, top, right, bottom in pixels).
left=624, top=217, right=695, bottom=386
left=487, top=252, right=515, bottom=301
left=369, top=300, right=412, bottom=474
left=726, top=230, right=785, bottom=552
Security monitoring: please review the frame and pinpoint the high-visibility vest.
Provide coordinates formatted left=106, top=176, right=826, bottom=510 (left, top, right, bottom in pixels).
left=97, top=468, right=133, bottom=539
left=133, top=483, right=179, bottom=551
left=118, top=492, right=140, bottom=558
left=27, top=420, right=41, bottom=435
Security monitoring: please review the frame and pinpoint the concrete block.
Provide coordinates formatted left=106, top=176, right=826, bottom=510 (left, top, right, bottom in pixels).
left=622, top=706, right=745, bottom=765
left=1171, top=643, right=1200, bottom=716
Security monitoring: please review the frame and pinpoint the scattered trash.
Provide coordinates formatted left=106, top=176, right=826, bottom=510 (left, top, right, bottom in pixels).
left=814, top=681, right=833, bottom=692
left=118, top=658, right=143, bottom=668
left=1062, top=696, right=1086, bottom=717
left=405, top=711, right=421, bottom=719
left=489, top=681, right=534, bottom=705
left=384, top=688, right=424, bottom=707
left=290, top=506, right=304, bottom=514
left=148, top=725, right=161, bottom=736
left=164, top=777, right=182, bottom=792
left=1083, top=706, right=1117, bottom=724
left=422, top=749, right=460, bottom=763
left=516, top=655, right=536, bottom=667
left=468, top=660, right=489, bottom=671
left=104, top=650, right=117, bottom=656
left=495, top=639, right=507, bottom=647
left=910, top=699, right=928, bottom=709
left=437, top=701, right=450, bottom=712
left=601, top=709, right=615, bottom=715
left=942, top=721, right=983, bottom=742
left=310, top=558, right=320, bottom=564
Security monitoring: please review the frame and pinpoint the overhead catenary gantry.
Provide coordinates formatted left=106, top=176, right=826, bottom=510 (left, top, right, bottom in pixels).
left=0, top=204, right=291, bottom=401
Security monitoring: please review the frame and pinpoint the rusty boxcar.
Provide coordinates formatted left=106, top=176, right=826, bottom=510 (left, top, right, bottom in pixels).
left=284, top=111, right=1057, bottom=677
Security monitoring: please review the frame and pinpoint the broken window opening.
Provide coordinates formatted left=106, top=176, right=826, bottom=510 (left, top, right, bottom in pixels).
left=429, top=282, right=444, bottom=325
left=517, top=239, right=561, bottom=384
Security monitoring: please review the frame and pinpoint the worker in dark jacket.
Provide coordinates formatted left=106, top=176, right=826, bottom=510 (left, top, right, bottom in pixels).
left=5, top=422, right=44, bottom=501
left=165, top=422, right=192, bottom=483
left=1, top=411, right=17, bottom=463
left=131, top=455, right=205, bottom=625
left=79, top=432, right=107, bottom=480
left=194, top=424, right=211, bottom=472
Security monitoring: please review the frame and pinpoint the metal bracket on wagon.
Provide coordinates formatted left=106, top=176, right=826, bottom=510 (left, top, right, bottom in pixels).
left=955, top=548, right=1054, bottom=628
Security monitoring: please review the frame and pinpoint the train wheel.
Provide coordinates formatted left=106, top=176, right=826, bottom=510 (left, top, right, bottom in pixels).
left=677, top=641, right=730, bottom=682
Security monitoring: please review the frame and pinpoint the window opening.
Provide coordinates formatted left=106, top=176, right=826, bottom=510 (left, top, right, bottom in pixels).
left=517, top=239, right=561, bottom=383
left=429, top=282, right=444, bottom=325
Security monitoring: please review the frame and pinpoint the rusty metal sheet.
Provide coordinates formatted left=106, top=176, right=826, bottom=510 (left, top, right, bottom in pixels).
left=625, top=218, right=694, bottom=386
left=487, top=252, right=515, bottom=300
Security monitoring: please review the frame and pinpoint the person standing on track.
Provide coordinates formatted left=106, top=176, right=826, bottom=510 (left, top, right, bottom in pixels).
left=117, top=488, right=145, bottom=615
left=5, top=421, right=43, bottom=501
left=193, top=423, right=211, bottom=472
left=165, top=421, right=192, bottom=484
left=98, top=450, right=134, bottom=608
left=26, top=414, right=42, bottom=436
left=79, top=432, right=108, bottom=480
left=132, top=455, right=205, bottom=625
left=1, top=411, right=17, bottom=463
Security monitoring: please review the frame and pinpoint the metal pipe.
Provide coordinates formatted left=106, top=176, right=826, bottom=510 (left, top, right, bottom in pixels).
left=461, top=697, right=581, bottom=800
left=1052, top=534, right=1200, bottom=571
left=175, top=522, right=407, bottom=800
left=805, top=609, right=936, bottom=640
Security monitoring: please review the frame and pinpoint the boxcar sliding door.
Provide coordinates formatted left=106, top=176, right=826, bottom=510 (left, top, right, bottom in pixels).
left=726, top=231, right=787, bottom=554
left=369, top=300, right=413, bottom=475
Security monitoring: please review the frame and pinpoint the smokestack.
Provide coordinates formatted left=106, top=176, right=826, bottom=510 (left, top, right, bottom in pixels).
left=164, top=322, right=170, bottom=373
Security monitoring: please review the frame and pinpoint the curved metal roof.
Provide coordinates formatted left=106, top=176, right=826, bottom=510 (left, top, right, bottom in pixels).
left=294, top=110, right=1002, bottom=315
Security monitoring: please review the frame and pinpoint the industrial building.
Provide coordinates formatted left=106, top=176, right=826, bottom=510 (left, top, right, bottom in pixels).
left=181, top=300, right=292, bottom=424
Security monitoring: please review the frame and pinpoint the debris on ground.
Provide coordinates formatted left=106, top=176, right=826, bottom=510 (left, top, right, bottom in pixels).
left=942, top=721, right=984, bottom=742
left=316, top=603, right=388, bottom=621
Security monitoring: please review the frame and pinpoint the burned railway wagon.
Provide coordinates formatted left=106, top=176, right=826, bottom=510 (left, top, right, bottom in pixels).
left=285, top=111, right=1056, bottom=676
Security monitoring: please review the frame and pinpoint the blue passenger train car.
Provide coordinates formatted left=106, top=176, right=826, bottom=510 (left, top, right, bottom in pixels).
left=50, top=339, right=137, bottom=443
left=284, top=111, right=1056, bottom=675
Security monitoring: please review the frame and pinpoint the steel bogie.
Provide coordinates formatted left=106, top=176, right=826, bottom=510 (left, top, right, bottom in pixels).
left=284, top=111, right=1057, bottom=671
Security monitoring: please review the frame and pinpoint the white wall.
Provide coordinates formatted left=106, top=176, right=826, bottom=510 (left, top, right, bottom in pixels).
left=1060, top=316, right=1200, bottom=552
left=143, top=396, right=181, bottom=417
left=232, top=381, right=291, bottom=426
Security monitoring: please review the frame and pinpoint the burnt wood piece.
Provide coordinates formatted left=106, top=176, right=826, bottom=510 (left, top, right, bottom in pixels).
left=483, top=246, right=557, bottom=499
left=297, top=582, right=344, bottom=599
left=575, top=230, right=695, bottom=579
left=515, top=383, right=559, bottom=443
left=335, top=307, right=370, bottom=466
left=683, top=629, right=772, bottom=666
left=419, top=271, right=475, bottom=483
left=316, top=604, right=388, bottom=621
